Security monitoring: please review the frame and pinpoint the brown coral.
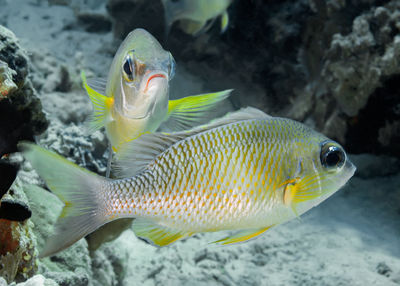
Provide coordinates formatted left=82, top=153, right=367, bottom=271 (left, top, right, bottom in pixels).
left=0, top=218, right=37, bottom=283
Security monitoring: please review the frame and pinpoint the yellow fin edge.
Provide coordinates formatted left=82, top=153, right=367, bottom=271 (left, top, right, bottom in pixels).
left=212, top=226, right=273, bottom=245
left=168, top=89, right=232, bottom=116
left=133, top=219, right=193, bottom=247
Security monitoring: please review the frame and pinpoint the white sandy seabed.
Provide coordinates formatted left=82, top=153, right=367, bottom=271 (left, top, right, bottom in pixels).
left=0, top=0, right=399, bottom=285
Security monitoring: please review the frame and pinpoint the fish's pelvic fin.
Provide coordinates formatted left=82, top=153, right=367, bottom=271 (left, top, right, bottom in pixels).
left=19, top=142, right=108, bottom=257
left=133, top=219, right=193, bottom=247
left=212, top=226, right=273, bottom=245
left=221, top=11, right=229, bottom=33
left=81, top=70, right=113, bottom=132
left=165, top=89, right=233, bottom=131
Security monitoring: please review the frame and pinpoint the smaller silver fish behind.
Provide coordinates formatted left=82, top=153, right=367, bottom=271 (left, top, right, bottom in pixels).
left=82, top=28, right=232, bottom=151
left=20, top=108, right=356, bottom=257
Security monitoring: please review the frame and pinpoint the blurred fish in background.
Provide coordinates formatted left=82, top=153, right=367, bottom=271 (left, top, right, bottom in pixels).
left=162, top=0, right=233, bottom=37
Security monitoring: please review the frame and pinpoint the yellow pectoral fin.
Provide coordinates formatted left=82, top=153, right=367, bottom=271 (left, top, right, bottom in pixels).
left=212, top=226, right=273, bottom=245
left=283, top=183, right=300, bottom=216
left=132, top=219, right=193, bottom=247
left=282, top=178, right=301, bottom=216
left=282, top=176, right=322, bottom=216
left=282, top=179, right=298, bottom=206
left=81, top=70, right=113, bottom=132
left=166, top=89, right=233, bottom=131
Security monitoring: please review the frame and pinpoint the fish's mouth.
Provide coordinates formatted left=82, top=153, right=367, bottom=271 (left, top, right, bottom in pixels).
left=144, top=73, right=167, bottom=93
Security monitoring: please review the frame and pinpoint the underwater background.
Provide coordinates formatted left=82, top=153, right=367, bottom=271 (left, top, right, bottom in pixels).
left=0, top=0, right=399, bottom=285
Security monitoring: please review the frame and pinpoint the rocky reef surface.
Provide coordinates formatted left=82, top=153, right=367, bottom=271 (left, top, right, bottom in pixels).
left=0, top=24, right=47, bottom=284
left=0, top=0, right=399, bottom=285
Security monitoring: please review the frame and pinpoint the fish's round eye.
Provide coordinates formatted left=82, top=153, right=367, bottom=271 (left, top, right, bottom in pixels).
left=122, top=55, right=135, bottom=82
left=320, top=142, right=346, bottom=170
left=168, top=52, right=176, bottom=79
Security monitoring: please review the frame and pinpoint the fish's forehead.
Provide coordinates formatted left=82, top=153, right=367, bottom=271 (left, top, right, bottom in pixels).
left=119, top=29, right=169, bottom=63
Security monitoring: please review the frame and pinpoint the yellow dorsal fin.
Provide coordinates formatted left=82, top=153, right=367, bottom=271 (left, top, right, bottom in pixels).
left=81, top=70, right=113, bottom=132
left=212, top=226, right=273, bottom=245
left=165, top=89, right=233, bottom=131
left=132, top=219, right=193, bottom=247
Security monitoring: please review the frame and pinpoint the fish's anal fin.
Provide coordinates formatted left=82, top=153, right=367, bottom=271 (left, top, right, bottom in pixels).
left=132, top=219, right=193, bottom=247
left=212, top=226, right=273, bottom=245
left=165, top=89, right=233, bottom=131
left=220, top=11, right=229, bottom=33
left=81, top=70, right=113, bottom=133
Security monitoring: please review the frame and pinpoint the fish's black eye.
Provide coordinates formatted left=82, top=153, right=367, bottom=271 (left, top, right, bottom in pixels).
left=320, top=142, right=345, bottom=170
left=122, top=55, right=135, bottom=82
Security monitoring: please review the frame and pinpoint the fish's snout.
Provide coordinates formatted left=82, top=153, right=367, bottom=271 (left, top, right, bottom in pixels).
left=345, top=158, right=357, bottom=178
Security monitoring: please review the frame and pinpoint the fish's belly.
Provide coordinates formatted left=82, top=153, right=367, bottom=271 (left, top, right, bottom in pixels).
left=126, top=186, right=281, bottom=233
left=158, top=194, right=281, bottom=233
left=127, top=181, right=292, bottom=234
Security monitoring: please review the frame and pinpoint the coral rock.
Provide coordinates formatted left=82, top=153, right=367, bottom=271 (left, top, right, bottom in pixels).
left=0, top=219, right=37, bottom=283
left=0, top=25, right=48, bottom=157
left=0, top=60, right=17, bottom=100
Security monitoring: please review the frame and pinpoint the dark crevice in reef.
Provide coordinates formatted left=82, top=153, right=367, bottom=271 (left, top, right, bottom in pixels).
left=0, top=161, right=18, bottom=198
left=0, top=199, right=31, bottom=221
left=0, top=161, right=31, bottom=222
left=0, top=99, right=38, bottom=157
left=345, top=74, right=400, bottom=156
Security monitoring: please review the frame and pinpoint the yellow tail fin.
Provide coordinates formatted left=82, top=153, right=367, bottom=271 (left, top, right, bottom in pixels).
left=19, top=142, right=108, bottom=257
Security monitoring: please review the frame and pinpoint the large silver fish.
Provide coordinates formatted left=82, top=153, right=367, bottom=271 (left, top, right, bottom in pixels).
left=20, top=108, right=356, bottom=257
